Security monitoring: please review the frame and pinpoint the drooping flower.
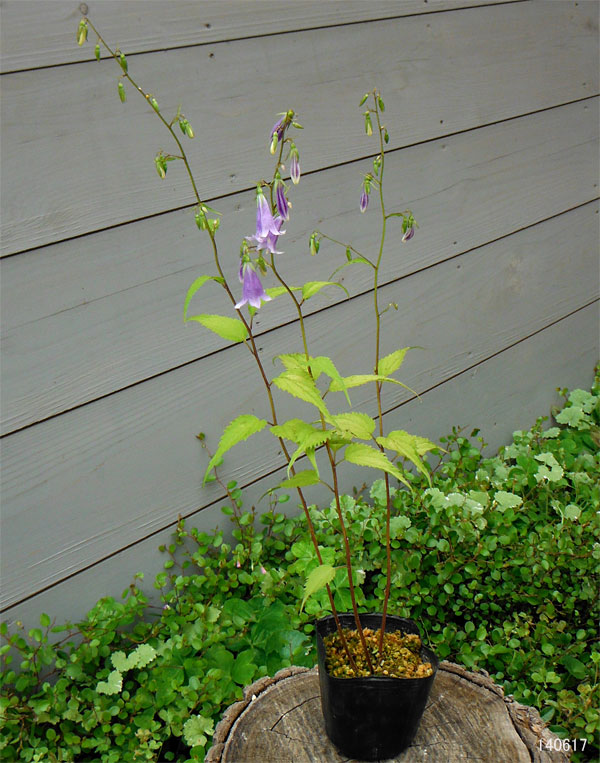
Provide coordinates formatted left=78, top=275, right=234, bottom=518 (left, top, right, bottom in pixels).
left=274, top=178, right=290, bottom=221
left=289, top=145, right=301, bottom=185
left=246, top=215, right=285, bottom=255
left=270, top=116, right=285, bottom=141
left=235, top=260, right=272, bottom=309
left=359, top=189, right=369, bottom=213
left=256, top=186, right=281, bottom=238
left=402, top=226, right=415, bottom=242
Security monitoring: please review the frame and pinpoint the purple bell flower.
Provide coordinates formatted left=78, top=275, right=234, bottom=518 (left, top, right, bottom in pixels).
left=270, top=116, right=285, bottom=140
left=290, top=152, right=301, bottom=185
left=256, top=187, right=281, bottom=238
left=359, top=189, right=369, bottom=213
left=275, top=181, right=290, bottom=221
left=246, top=215, right=285, bottom=255
left=235, top=260, right=272, bottom=310
left=402, top=226, right=415, bottom=242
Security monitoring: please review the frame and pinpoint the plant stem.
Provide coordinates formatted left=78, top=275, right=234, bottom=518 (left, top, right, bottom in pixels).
left=269, top=257, right=372, bottom=672
left=371, top=92, right=394, bottom=654
left=86, top=18, right=355, bottom=669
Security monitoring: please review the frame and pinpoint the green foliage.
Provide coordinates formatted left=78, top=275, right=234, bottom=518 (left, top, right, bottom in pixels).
left=203, top=414, right=268, bottom=484
left=2, top=376, right=598, bottom=760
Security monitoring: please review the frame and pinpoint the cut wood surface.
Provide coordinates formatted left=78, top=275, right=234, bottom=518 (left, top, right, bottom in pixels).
left=206, top=664, right=570, bottom=762
left=0, top=0, right=525, bottom=73
left=1, top=303, right=596, bottom=616
left=1, top=103, right=597, bottom=434
left=1, top=2, right=596, bottom=255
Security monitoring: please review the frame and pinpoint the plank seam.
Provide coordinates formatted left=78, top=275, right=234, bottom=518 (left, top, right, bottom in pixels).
left=2, top=296, right=596, bottom=613
left=1, top=197, right=597, bottom=440
left=1, top=93, right=597, bottom=261
left=0, top=1, right=530, bottom=76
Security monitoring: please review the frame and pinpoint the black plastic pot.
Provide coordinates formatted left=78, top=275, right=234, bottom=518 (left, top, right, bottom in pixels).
left=316, top=613, right=438, bottom=761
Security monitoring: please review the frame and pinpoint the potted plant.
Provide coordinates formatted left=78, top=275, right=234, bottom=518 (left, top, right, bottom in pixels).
left=77, top=16, right=440, bottom=759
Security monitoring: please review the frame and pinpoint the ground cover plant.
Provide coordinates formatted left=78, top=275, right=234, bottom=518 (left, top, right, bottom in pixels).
left=1, top=375, right=598, bottom=761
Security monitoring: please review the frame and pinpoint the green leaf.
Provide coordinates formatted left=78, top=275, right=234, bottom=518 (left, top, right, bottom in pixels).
left=203, top=415, right=268, bottom=484
left=183, top=714, right=214, bottom=748
left=564, top=504, right=581, bottom=520
left=301, top=281, right=349, bottom=301
left=183, top=276, right=224, bottom=321
left=272, top=369, right=329, bottom=417
left=376, top=431, right=431, bottom=484
left=494, top=491, right=523, bottom=511
left=344, top=443, right=411, bottom=488
left=377, top=347, right=411, bottom=377
left=329, top=256, right=374, bottom=280
left=277, top=470, right=320, bottom=489
left=39, top=613, right=51, bottom=628
left=329, top=373, right=418, bottom=397
left=277, top=354, right=351, bottom=405
left=96, top=669, right=123, bottom=695
left=301, top=564, right=335, bottom=611
left=111, top=651, right=135, bottom=672
left=186, top=314, right=248, bottom=343
left=327, top=412, right=376, bottom=440
left=270, top=418, right=316, bottom=444
left=562, top=655, right=587, bottom=680
left=288, top=428, right=333, bottom=474
left=231, top=650, right=258, bottom=685
left=132, top=643, right=157, bottom=668
left=265, top=285, right=302, bottom=299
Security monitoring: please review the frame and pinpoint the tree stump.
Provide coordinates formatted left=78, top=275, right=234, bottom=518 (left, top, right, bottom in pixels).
left=206, top=663, right=570, bottom=762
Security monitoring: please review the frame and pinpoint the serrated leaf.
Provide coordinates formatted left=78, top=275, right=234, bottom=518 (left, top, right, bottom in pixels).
left=327, top=412, right=375, bottom=440
left=329, top=256, right=374, bottom=280
left=272, top=369, right=329, bottom=416
left=301, top=281, right=349, bottom=300
left=270, top=418, right=316, bottom=444
left=494, top=491, right=523, bottom=511
left=329, top=373, right=418, bottom=397
left=376, top=430, right=431, bottom=484
left=344, top=443, right=411, bottom=488
left=301, top=564, right=335, bottom=611
left=183, top=276, right=224, bottom=321
left=277, top=470, right=320, bottom=489
left=186, top=314, right=248, bottom=343
left=264, top=285, right=302, bottom=299
left=276, top=353, right=309, bottom=373
left=203, top=415, right=267, bottom=484
left=377, top=347, right=411, bottom=377
left=183, top=714, right=214, bottom=748
left=96, top=669, right=122, bottom=695
left=132, top=643, right=157, bottom=668
left=288, top=429, right=333, bottom=474
left=308, top=356, right=351, bottom=405
left=111, top=651, right=135, bottom=672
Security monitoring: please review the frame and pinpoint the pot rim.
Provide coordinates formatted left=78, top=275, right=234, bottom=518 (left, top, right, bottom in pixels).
left=316, top=612, right=439, bottom=684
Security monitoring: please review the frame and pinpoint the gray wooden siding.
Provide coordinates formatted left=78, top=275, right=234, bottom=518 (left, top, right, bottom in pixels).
left=1, top=0, right=598, bottom=629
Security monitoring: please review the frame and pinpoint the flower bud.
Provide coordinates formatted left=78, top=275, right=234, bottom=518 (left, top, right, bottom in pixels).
left=359, top=93, right=369, bottom=106
left=119, top=53, right=128, bottom=73
left=95, top=44, right=101, bottom=61
left=346, top=247, right=352, bottom=262
left=118, top=81, right=126, bottom=103
left=373, top=155, right=382, bottom=175
left=149, top=96, right=160, bottom=113
left=383, top=129, right=390, bottom=144
left=77, top=19, right=88, bottom=46
left=359, top=189, right=369, bottom=213
left=184, top=121, right=194, bottom=139
left=270, top=133, right=279, bottom=155
left=309, top=233, right=320, bottom=256
left=195, top=209, right=207, bottom=230
left=364, top=112, right=373, bottom=136
left=378, top=96, right=385, bottom=112
left=155, top=154, right=167, bottom=179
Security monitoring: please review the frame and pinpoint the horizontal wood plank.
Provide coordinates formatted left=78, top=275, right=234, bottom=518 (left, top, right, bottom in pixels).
left=0, top=0, right=526, bottom=73
left=1, top=101, right=597, bottom=434
left=3, top=303, right=596, bottom=625
left=1, top=205, right=598, bottom=609
left=1, top=1, right=597, bottom=255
